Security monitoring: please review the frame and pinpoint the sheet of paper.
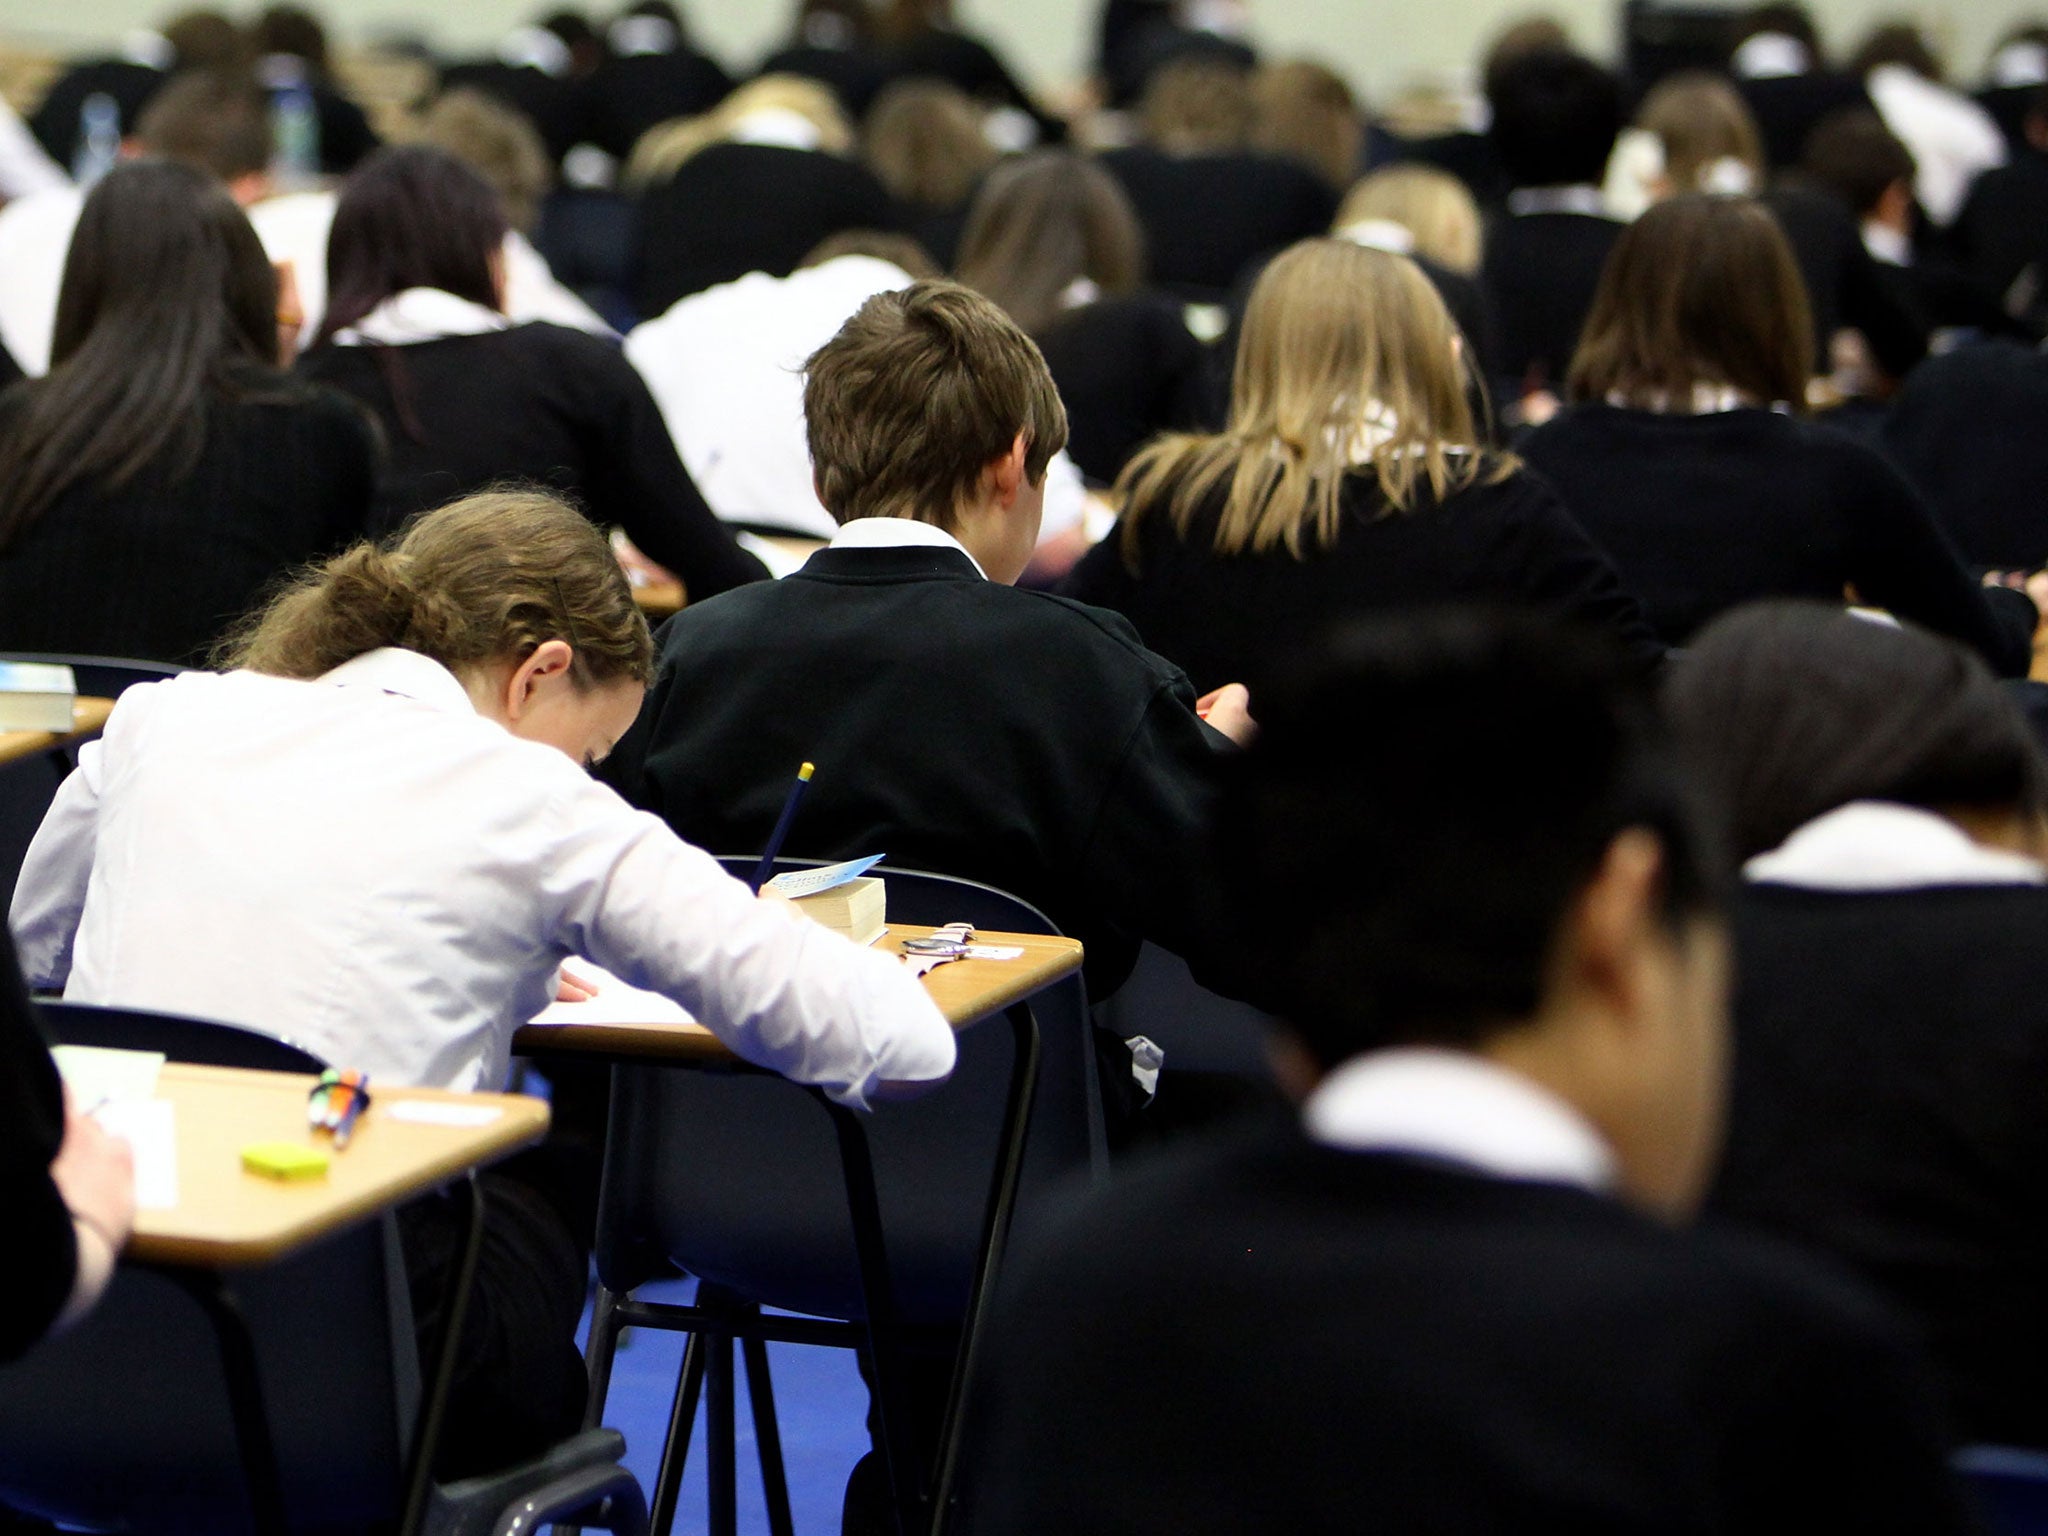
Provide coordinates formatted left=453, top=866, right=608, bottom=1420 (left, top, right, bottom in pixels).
left=532, top=959, right=696, bottom=1025
left=52, top=1045, right=166, bottom=1104
left=765, top=855, right=887, bottom=899
left=94, top=1098, right=177, bottom=1210
left=388, top=1100, right=504, bottom=1128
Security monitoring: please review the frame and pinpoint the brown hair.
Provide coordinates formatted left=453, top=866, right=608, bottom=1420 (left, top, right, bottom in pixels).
left=416, top=88, right=555, bottom=235
left=1850, top=21, right=1944, bottom=81
left=862, top=79, right=997, bottom=208
left=1800, top=107, right=1915, bottom=216
left=1250, top=59, right=1364, bottom=190
left=954, top=150, right=1145, bottom=335
left=1140, top=56, right=1256, bottom=152
left=800, top=229, right=943, bottom=278
left=803, top=279, right=1068, bottom=529
left=1636, top=72, right=1765, bottom=193
left=1334, top=165, right=1482, bottom=274
left=135, top=70, right=272, bottom=183
left=219, top=489, right=655, bottom=687
left=1117, top=239, right=1509, bottom=561
left=1568, top=194, right=1813, bottom=411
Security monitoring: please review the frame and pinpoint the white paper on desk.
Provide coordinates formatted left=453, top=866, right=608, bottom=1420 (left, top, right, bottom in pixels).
left=93, top=1098, right=177, bottom=1210
left=52, top=1044, right=166, bottom=1103
left=388, top=1100, right=503, bottom=1128
left=531, top=959, right=696, bottom=1025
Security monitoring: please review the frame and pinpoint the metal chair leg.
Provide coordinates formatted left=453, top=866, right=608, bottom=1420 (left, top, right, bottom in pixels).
left=707, top=1327, right=737, bottom=1536
left=582, top=1283, right=624, bottom=1431
left=648, top=1330, right=706, bottom=1536
left=742, top=1334, right=796, bottom=1536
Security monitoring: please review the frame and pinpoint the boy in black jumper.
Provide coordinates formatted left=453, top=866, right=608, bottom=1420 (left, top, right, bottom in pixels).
left=958, top=613, right=1977, bottom=1535
left=604, top=278, right=1252, bottom=1003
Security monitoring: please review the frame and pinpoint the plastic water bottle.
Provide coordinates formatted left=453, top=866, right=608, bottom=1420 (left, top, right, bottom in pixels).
left=72, top=92, right=120, bottom=187
left=270, top=80, right=320, bottom=190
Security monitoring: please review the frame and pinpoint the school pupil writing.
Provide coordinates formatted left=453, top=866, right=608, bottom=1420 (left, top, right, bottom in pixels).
left=7, top=489, right=954, bottom=1476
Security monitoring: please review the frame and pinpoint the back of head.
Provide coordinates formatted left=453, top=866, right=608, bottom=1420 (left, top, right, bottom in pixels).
left=1220, top=609, right=1719, bottom=1068
left=1486, top=47, right=1622, bottom=188
left=803, top=278, right=1067, bottom=528
left=1799, top=106, right=1916, bottom=217
left=1664, top=602, right=2048, bottom=861
left=254, top=4, right=329, bottom=73
left=1569, top=193, right=1812, bottom=410
left=954, top=150, right=1146, bottom=335
left=1850, top=21, right=1944, bottom=81
left=1480, top=15, right=1573, bottom=99
left=318, top=144, right=508, bottom=346
left=1139, top=55, right=1255, bottom=153
left=1637, top=72, right=1766, bottom=194
left=221, top=489, right=655, bottom=687
left=135, top=70, right=273, bottom=186
left=1334, top=164, right=1483, bottom=274
left=795, top=0, right=874, bottom=50
left=162, top=8, right=253, bottom=74
left=627, top=74, right=853, bottom=184
left=861, top=79, right=997, bottom=209
left=0, top=159, right=277, bottom=546
left=800, top=229, right=942, bottom=278
left=1728, top=2, right=1824, bottom=67
left=416, top=87, right=555, bottom=235
left=1249, top=58, right=1363, bottom=190
left=1118, top=238, right=1494, bottom=559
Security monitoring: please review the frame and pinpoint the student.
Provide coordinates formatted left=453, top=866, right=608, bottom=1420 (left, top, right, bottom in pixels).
left=0, top=925, right=133, bottom=1367
left=959, top=610, right=1974, bottom=1535
left=295, top=145, right=767, bottom=598
left=1062, top=239, right=1662, bottom=696
left=867, top=0, right=1045, bottom=128
left=758, top=0, right=893, bottom=122
left=251, top=3, right=382, bottom=175
left=606, top=277, right=1251, bottom=1003
left=1604, top=71, right=1765, bottom=220
left=861, top=78, right=996, bottom=271
left=1666, top=601, right=2048, bottom=1446
left=1952, top=82, right=2048, bottom=331
left=954, top=151, right=1209, bottom=485
left=1849, top=21, right=2006, bottom=229
left=578, top=0, right=735, bottom=164
left=1249, top=59, right=1365, bottom=193
left=1478, top=46, right=1624, bottom=404
left=0, top=160, right=375, bottom=666
left=1727, top=0, right=1872, bottom=170
left=10, top=488, right=954, bottom=1476
left=1519, top=195, right=2032, bottom=674
left=1881, top=339, right=2048, bottom=570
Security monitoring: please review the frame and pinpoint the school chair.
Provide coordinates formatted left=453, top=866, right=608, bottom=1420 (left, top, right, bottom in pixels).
left=578, top=862, right=1105, bottom=1536
left=1957, top=1446, right=2048, bottom=1535
left=0, top=1001, right=647, bottom=1536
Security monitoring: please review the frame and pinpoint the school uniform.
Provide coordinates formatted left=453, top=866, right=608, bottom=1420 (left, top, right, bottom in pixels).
left=1518, top=403, right=2033, bottom=674
left=577, top=47, right=734, bottom=161
left=1765, top=183, right=1930, bottom=377
left=602, top=518, right=1234, bottom=1001
left=1034, top=292, right=1209, bottom=484
left=1952, top=149, right=2048, bottom=324
left=1712, top=802, right=2048, bottom=1448
left=1881, top=340, right=2048, bottom=570
left=1479, top=195, right=1622, bottom=391
left=296, top=289, right=767, bottom=599
left=1060, top=463, right=1665, bottom=696
left=755, top=42, right=893, bottom=120
left=0, top=925, right=74, bottom=1366
left=437, top=60, right=585, bottom=164
left=0, top=380, right=376, bottom=666
left=1098, top=145, right=1338, bottom=298
left=960, top=1049, right=1975, bottom=1534
left=1736, top=70, right=1874, bottom=170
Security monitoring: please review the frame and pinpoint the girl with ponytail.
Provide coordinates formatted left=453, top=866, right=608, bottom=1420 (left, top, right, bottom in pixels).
left=9, top=488, right=953, bottom=1477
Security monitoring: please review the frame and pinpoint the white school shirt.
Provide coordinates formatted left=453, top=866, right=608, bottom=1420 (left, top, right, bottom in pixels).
left=1865, top=64, right=2007, bottom=227
left=8, top=648, right=956, bottom=1102
left=1744, top=801, right=2048, bottom=890
left=1304, top=1047, right=1618, bottom=1192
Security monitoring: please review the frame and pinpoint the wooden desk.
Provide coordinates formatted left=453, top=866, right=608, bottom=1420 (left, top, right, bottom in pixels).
left=136, top=1062, right=549, bottom=1267
left=0, top=696, right=113, bottom=769
left=632, top=581, right=685, bottom=620
left=513, top=924, right=1083, bottom=1062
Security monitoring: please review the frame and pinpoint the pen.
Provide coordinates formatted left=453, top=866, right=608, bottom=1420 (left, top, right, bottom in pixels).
left=750, top=760, right=815, bottom=892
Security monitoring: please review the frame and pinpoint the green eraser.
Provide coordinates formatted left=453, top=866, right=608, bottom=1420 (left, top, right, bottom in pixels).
left=241, top=1142, right=330, bottom=1180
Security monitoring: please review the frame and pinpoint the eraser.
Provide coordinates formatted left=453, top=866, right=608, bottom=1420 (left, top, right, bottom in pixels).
left=241, top=1141, right=330, bottom=1180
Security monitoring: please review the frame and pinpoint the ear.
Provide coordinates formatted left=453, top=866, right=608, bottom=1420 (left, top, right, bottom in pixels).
left=501, top=639, right=575, bottom=723
left=1565, top=828, right=1667, bottom=1027
left=986, top=433, right=1030, bottom=510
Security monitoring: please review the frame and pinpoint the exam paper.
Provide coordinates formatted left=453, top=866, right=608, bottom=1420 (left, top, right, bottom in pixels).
left=532, top=960, right=695, bottom=1025
left=94, top=1098, right=178, bottom=1210
left=53, top=1045, right=166, bottom=1104
left=388, top=1100, right=504, bottom=1128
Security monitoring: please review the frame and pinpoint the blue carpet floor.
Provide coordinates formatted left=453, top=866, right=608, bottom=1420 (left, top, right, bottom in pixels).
left=577, top=1277, right=870, bottom=1534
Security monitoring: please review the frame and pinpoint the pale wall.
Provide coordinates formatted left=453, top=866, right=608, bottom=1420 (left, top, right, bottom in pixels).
left=0, top=0, right=2038, bottom=104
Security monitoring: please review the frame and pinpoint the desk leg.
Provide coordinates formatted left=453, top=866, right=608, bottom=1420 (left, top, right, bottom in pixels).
left=156, top=1267, right=287, bottom=1536
left=399, top=1174, right=485, bottom=1536
left=927, top=1000, right=1041, bottom=1536
left=822, top=1096, right=917, bottom=1536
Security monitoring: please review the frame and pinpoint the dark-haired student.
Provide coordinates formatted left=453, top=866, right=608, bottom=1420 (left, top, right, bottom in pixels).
left=1668, top=601, right=2048, bottom=1448
left=1519, top=195, right=2033, bottom=675
left=576, top=1, right=734, bottom=163
left=1062, top=239, right=1663, bottom=697
left=1728, top=1, right=1875, bottom=170
left=0, top=161, right=374, bottom=666
left=958, top=609, right=1976, bottom=1534
left=296, top=145, right=767, bottom=600
left=1478, top=47, right=1624, bottom=400
left=0, top=923, right=133, bottom=1367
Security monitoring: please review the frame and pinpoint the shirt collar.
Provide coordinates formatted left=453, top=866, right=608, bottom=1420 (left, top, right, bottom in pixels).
left=332, top=287, right=512, bottom=347
left=1746, top=801, right=2048, bottom=890
left=828, top=517, right=988, bottom=580
left=1862, top=219, right=1913, bottom=267
left=317, top=647, right=479, bottom=714
left=1303, top=1046, right=1618, bottom=1192
left=1507, top=184, right=1610, bottom=218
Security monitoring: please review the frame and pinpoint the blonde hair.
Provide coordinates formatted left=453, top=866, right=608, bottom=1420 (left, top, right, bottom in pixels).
left=1117, top=240, right=1508, bottom=560
left=626, top=75, right=854, bottom=186
left=1140, top=56, right=1255, bottom=152
left=1250, top=59, right=1364, bottom=191
left=414, top=88, right=554, bottom=234
left=1636, top=72, right=1765, bottom=194
left=863, top=78, right=997, bottom=207
left=220, top=489, right=656, bottom=687
left=1335, top=166, right=1483, bottom=275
